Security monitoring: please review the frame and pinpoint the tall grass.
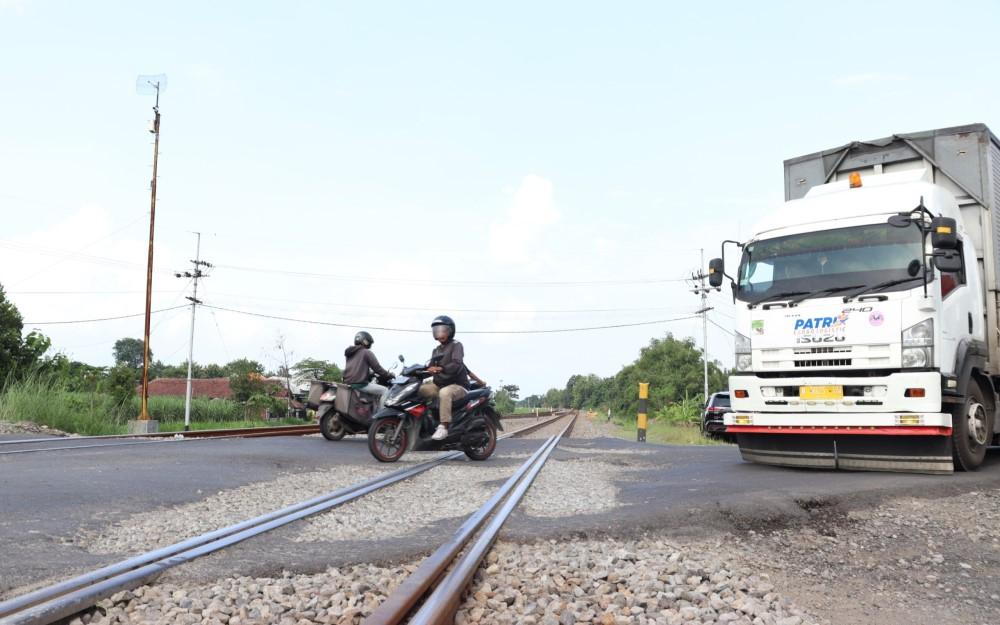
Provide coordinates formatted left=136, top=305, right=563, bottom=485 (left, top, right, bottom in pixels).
left=0, top=373, right=258, bottom=436
left=0, top=375, right=129, bottom=435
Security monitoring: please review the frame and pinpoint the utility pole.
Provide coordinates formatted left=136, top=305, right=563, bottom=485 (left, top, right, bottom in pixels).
left=132, top=73, right=167, bottom=434
left=690, top=249, right=719, bottom=404
left=177, top=233, right=211, bottom=432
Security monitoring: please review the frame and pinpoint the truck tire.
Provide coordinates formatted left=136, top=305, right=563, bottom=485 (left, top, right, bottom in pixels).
left=951, top=381, right=993, bottom=471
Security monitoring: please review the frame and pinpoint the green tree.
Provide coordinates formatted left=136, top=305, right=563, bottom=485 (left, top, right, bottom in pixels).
left=499, top=384, right=520, bottom=400
left=226, top=358, right=274, bottom=403
left=102, top=365, right=137, bottom=404
left=113, top=338, right=147, bottom=370
left=0, top=284, right=52, bottom=380
left=292, top=357, right=343, bottom=381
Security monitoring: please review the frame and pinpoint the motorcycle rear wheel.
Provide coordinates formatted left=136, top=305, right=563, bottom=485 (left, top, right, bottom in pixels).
left=368, top=417, right=408, bottom=462
left=320, top=413, right=347, bottom=441
left=462, top=420, right=497, bottom=461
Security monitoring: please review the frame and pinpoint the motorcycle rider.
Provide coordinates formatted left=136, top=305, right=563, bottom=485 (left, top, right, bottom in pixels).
left=421, top=315, right=469, bottom=440
left=343, top=331, right=392, bottom=407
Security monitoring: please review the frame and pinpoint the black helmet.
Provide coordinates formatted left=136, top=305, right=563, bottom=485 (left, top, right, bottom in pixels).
left=354, top=331, right=374, bottom=348
left=431, top=315, right=456, bottom=340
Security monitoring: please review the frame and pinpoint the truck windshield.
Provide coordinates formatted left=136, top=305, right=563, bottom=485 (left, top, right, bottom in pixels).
left=737, top=223, right=925, bottom=303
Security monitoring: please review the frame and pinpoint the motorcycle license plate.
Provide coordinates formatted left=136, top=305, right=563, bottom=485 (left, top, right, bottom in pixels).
left=800, top=385, right=843, bottom=400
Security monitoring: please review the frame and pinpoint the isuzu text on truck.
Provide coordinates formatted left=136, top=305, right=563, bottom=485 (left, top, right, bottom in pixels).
left=708, top=124, right=1000, bottom=473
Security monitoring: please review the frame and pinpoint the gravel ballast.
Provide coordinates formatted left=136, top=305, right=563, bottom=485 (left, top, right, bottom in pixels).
left=76, top=534, right=815, bottom=625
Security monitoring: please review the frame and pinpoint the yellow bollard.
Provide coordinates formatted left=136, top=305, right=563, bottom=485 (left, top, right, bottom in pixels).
left=637, top=383, right=649, bottom=442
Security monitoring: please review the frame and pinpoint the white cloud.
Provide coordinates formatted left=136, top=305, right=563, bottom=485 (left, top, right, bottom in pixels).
left=489, top=174, right=559, bottom=264
left=0, top=0, right=28, bottom=15
left=832, top=73, right=907, bottom=86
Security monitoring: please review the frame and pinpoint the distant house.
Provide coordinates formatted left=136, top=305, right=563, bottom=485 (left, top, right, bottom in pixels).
left=139, top=377, right=233, bottom=399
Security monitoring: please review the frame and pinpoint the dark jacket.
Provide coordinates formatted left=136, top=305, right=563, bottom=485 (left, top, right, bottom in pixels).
left=343, top=345, right=389, bottom=384
left=431, top=340, right=469, bottom=388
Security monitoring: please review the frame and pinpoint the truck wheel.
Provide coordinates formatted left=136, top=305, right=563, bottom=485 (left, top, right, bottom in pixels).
left=951, top=381, right=993, bottom=471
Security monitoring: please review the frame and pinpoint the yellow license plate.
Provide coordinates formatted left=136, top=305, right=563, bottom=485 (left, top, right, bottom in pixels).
left=800, top=385, right=843, bottom=400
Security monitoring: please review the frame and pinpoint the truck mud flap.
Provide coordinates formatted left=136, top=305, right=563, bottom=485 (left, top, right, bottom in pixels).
left=736, top=433, right=954, bottom=475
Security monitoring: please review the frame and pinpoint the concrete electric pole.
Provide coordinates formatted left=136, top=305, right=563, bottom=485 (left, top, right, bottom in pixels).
left=690, top=249, right=720, bottom=404
left=176, top=233, right=211, bottom=432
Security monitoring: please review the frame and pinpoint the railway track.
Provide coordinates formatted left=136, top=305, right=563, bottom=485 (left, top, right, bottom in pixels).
left=0, top=424, right=320, bottom=456
left=0, top=411, right=576, bottom=625
left=0, top=413, right=554, bottom=456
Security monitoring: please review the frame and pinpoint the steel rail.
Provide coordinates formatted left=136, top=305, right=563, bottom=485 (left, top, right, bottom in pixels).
left=0, top=413, right=566, bottom=624
left=366, top=412, right=576, bottom=625
left=409, top=414, right=576, bottom=624
left=0, top=424, right=319, bottom=446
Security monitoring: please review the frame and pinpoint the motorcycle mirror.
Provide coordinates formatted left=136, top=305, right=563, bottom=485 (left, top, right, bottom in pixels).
left=398, top=354, right=405, bottom=362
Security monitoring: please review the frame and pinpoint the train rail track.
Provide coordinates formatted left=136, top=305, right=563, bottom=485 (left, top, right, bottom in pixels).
left=0, top=413, right=554, bottom=456
left=0, top=425, right=321, bottom=456
left=0, top=411, right=576, bottom=625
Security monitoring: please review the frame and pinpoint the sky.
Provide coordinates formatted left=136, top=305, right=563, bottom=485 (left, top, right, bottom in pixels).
left=1, top=0, right=999, bottom=395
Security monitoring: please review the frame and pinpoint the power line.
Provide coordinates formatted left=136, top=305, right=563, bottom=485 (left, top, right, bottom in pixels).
left=24, top=305, right=189, bottom=326
left=202, top=303, right=701, bottom=335
left=212, top=263, right=689, bottom=288
left=707, top=316, right=734, bottom=336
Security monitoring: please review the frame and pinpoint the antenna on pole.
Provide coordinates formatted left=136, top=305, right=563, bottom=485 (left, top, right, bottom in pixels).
left=130, top=73, right=167, bottom=434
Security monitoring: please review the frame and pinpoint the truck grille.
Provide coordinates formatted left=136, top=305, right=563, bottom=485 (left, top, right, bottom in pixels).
left=793, top=358, right=852, bottom=367
left=793, top=346, right=852, bottom=355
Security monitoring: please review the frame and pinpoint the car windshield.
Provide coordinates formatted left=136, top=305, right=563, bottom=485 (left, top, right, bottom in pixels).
left=712, top=395, right=730, bottom=408
left=737, top=222, right=925, bottom=303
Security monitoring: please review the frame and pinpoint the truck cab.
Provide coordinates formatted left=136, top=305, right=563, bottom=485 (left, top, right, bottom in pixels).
left=710, top=125, right=1000, bottom=473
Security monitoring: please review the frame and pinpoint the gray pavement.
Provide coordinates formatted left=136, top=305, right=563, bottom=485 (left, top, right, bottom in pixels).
left=1, top=432, right=998, bottom=599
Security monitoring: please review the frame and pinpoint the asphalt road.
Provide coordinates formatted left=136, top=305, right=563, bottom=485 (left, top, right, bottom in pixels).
left=2, top=432, right=998, bottom=600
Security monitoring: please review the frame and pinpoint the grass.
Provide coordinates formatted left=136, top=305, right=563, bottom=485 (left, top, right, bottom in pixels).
left=0, top=374, right=304, bottom=436
left=602, top=396, right=731, bottom=446
left=611, top=417, right=728, bottom=446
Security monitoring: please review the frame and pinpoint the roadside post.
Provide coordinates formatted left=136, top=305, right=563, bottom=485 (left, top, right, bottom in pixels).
left=637, top=383, right=649, bottom=442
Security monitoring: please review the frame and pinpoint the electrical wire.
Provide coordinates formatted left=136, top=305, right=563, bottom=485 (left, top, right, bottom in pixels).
left=212, top=263, right=689, bottom=288
left=24, top=305, right=189, bottom=325
left=10, top=215, right=148, bottom=287
left=707, top=316, right=734, bottom=336
left=201, top=303, right=701, bottom=335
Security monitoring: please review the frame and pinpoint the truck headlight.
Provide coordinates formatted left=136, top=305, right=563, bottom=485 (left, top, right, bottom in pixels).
left=735, top=332, right=752, bottom=372
left=902, top=319, right=933, bottom=369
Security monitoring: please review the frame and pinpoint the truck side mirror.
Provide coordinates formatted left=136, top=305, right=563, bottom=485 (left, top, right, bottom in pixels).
left=934, top=249, right=963, bottom=273
left=931, top=217, right=958, bottom=249
left=708, top=258, right=724, bottom=288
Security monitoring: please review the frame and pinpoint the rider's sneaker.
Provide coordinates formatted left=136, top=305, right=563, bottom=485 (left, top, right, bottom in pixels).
left=431, top=424, right=449, bottom=440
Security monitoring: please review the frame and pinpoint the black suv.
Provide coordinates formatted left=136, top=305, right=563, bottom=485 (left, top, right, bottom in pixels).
left=701, top=392, right=733, bottom=441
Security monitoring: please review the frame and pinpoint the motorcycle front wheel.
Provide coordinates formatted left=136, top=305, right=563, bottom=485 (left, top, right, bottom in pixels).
left=319, top=412, right=347, bottom=441
left=368, top=417, right=408, bottom=462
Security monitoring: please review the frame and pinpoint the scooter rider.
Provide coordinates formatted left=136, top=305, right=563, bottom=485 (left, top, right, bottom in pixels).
left=421, top=315, right=469, bottom=440
left=343, top=331, right=392, bottom=407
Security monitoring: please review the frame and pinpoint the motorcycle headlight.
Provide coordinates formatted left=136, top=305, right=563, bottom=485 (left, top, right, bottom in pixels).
left=901, top=319, right=934, bottom=369
left=385, top=381, right=419, bottom=407
left=735, top=332, right=752, bottom=372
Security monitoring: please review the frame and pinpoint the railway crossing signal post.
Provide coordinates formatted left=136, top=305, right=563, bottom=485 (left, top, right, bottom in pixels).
left=637, top=383, right=649, bottom=442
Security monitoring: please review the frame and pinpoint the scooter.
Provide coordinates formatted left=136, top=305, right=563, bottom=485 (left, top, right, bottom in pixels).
left=367, top=357, right=502, bottom=462
left=307, top=370, right=394, bottom=441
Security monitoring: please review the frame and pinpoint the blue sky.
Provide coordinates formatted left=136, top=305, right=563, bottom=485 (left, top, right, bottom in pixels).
left=2, top=1, right=998, bottom=394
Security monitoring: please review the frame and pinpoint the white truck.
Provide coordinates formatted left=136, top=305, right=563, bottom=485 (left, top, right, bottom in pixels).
left=708, top=124, right=1000, bottom=473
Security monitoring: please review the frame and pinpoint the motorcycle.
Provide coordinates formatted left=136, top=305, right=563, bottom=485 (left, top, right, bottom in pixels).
left=307, top=369, right=395, bottom=441
left=367, top=356, right=502, bottom=462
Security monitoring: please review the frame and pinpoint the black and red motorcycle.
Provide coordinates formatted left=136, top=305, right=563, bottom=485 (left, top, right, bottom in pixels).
left=367, top=359, right=501, bottom=462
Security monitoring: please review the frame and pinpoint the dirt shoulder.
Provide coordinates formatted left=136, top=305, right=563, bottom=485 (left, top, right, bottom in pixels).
left=728, top=488, right=1000, bottom=625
